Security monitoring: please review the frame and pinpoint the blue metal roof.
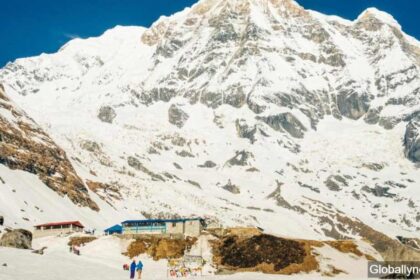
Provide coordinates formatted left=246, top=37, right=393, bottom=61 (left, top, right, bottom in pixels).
left=121, top=218, right=204, bottom=224
left=104, top=224, right=123, bottom=232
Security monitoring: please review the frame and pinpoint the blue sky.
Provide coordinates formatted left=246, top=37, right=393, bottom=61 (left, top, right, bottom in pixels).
left=0, top=0, right=418, bottom=67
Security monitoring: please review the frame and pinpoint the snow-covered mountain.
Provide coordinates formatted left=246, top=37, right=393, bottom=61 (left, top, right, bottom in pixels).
left=0, top=0, right=419, bottom=244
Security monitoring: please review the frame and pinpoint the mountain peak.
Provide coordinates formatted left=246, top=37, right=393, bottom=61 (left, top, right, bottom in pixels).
left=357, top=7, right=401, bottom=30
left=140, top=0, right=307, bottom=46
left=183, top=0, right=307, bottom=21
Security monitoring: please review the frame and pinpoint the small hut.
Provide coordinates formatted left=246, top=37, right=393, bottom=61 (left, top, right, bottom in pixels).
left=104, top=224, right=122, bottom=235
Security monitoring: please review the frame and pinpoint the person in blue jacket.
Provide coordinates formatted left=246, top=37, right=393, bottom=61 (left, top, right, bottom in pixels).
left=136, top=260, right=144, bottom=279
left=129, top=259, right=136, bottom=279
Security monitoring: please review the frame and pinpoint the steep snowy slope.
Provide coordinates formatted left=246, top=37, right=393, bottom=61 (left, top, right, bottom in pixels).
left=0, top=85, right=141, bottom=229
left=0, top=84, right=97, bottom=210
left=0, top=0, right=419, bottom=241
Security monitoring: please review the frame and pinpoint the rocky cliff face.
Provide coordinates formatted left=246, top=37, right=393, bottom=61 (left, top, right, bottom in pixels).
left=135, top=0, right=419, bottom=135
left=0, top=0, right=418, bottom=240
left=404, top=115, right=420, bottom=162
left=0, top=85, right=98, bottom=210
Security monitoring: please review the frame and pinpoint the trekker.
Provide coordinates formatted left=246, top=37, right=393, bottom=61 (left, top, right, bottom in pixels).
left=130, top=260, right=136, bottom=279
left=74, top=245, right=80, bottom=256
left=136, top=260, right=143, bottom=279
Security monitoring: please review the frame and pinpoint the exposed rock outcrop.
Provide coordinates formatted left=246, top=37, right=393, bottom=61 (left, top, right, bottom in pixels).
left=324, top=175, right=348, bottom=191
left=97, top=106, right=116, bottom=123
left=336, top=89, right=370, bottom=120
left=396, top=236, right=420, bottom=251
left=258, top=113, right=306, bottom=138
left=127, top=156, right=165, bottom=181
left=176, top=150, right=195, bottom=158
left=324, top=177, right=341, bottom=192
left=404, top=116, right=420, bottom=162
left=226, top=151, right=253, bottom=167
left=198, top=160, right=217, bottom=168
left=86, top=180, right=122, bottom=201
left=80, top=140, right=102, bottom=153
left=336, top=215, right=420, bottom=261
left=187, top=180, right=201, bottom=189
left=362, top=162, right=385, bottom=171
left=361, top=185, right=396, bottom=198
left=173, top=162, right=182, bottom=169
left=32, top=246, right=47, bottom=255
left=364, top=107, right=382, bottom=124
left=222, top=180, right=240, bottom=194
left=168, top=104, right=189, bottom=128
left=235, top=119, right=257, bottom=143
left=267, top=182, right=306, bottom=214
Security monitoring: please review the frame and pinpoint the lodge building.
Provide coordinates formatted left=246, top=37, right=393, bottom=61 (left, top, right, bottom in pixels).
left=33, top=221, right=84, bottom=238
left=121, top=218, right=205, bottom=237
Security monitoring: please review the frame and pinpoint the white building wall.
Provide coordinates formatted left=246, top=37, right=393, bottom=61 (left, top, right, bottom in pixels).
left=33, top=226, right=82, bottom=238
left=184, top=220, right=202, bottom=237
left=166, top=221, right=184, bottom=234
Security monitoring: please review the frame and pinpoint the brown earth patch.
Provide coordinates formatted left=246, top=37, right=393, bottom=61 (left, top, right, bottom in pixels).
left=68, top=236, right=97, bottom=247
left=210, top=231, right=380, bottom=275
left=206, top=227, right=263, bottom=239
left=276, top=240, right=321, bottom=275
left=326, top=240, right=376, bottom=261
left=125, top=236, right=197, bottom=260
left=212, top=234, right=309, bottom=273
left=326, top=240, right=364, bottom=257
left=224, top=227, right=263, bottom=237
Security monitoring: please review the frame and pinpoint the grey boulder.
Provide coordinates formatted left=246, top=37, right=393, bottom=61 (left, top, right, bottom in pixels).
left=0, top=229, right=32, bottom=249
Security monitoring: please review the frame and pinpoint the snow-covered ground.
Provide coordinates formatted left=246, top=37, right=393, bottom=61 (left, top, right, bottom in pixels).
left=0, top=235, right=378, bottom=280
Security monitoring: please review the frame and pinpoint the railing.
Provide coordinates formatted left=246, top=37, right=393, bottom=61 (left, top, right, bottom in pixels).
left=123, top=225, right=166, bottom=234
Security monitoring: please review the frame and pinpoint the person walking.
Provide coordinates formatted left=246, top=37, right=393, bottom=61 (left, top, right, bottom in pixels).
left=73, top=245, right=80, bottom=255
left=130, top=260, right=136, bottom=279
left=136, top=260, right=143, bottom=279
